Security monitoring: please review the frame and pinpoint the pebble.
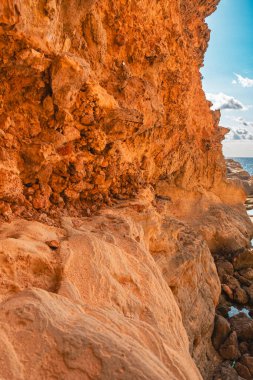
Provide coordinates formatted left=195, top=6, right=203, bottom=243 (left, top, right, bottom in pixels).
left=46, top=240, right=60, bottom=250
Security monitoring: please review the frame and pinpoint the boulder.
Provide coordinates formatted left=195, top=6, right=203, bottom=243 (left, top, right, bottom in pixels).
left=235, top=362, right=252, bottom=380
left=245, top=284, right=253, bottom=305
left=223, top=275, right=241, bottom=290
left=213, top=361, right=240, bottom=380
left=240, top=268, right=253, bottom=281
left=239, top=342, right=249, bottom=355
left=234, top=272, right=251, bottom=287
left=240, top=355, right=253, bottom=376
left=233, top=287, right=249, bottom=305
left=217, top=260, right=234, bottom=280
left=212, top=314, right=231, bottom=350
left=219, top=331, right=240, bottom=360
left=233, top=250, right=253, bottom=271
left=230, top=313, right=253, bottom=341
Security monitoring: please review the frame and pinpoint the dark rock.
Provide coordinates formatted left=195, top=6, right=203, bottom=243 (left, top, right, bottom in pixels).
left=217, top=305, right=229, bottom=318
left=213, top=361, right=240, bottom=380
left=219, top=293, right=231, bottom=307
left=223, top=275, right=241, bottom=290
left=240, top=355, right=253, bottom=375
left=249, top=309, right=253, bottom=318
left=239, top=342, right=249, bottom=355
left=233, top=287, right=249, bottom=305
left=212, top=314, right=231, bottom=350
left=249, top=342, right=253, bottom=356
left=219, top=331, right=240, bottom=360
left=230, top=313, right=253, bottom=341
left=217, top=260, right=234, bottom=280
left=245, top=284, right=253, bottom=305
left=235, top=362, right=252, bottom=380
left=240, top=268, right=253, bottom=281
left=234, top=272, right=251, bottom=287
left=233, top=249, right=253, bottom=270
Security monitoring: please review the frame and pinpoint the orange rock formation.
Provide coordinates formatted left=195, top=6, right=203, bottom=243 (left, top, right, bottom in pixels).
left=0, top=1, right=252, bottom=379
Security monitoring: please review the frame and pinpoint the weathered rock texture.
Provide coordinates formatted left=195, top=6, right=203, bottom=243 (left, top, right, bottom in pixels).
left=0, top=1, right=253, bottom=380
left=0, top=0, right=233, bottom=215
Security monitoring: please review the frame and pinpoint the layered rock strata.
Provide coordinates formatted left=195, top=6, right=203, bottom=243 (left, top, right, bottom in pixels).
left=0, top=1, right=253, bottom=380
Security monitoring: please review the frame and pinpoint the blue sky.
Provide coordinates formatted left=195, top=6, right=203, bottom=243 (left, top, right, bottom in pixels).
left=202, top=0, right=253, bottom=157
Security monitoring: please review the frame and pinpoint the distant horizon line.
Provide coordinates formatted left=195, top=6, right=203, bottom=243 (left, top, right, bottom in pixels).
left=225, top=156, right=253, bottom=158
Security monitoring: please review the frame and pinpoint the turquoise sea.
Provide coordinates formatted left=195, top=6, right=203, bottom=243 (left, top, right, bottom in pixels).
left=231, top=157, right=253, bottom=176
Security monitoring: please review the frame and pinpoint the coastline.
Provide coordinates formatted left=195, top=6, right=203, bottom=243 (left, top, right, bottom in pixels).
left=211, top=159, right=253, bottom=379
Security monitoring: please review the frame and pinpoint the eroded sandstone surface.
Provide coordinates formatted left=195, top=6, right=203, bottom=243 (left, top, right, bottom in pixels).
left=0, top=1, right=253, bottom=379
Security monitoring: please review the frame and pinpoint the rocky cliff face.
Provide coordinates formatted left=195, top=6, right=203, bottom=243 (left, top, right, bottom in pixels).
left=0, top=0, right=226, bottom=214
left=0, top=1, right=253, bottom=379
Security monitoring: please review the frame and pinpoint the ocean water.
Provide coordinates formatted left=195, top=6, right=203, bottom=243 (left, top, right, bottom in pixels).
left=231, top=157, right=253, bottom=176
left=228, top=306, right=251, bottom=319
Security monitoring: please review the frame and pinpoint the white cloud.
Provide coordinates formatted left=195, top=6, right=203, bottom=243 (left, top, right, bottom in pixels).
left=234, top=117, right=253, bottom=128
left=236, top=128, right=247, bottom=135
left=206, top=92, right=246, bottom=110
left=226, top=127, right=253, bottom=141
left=233, top=73, right=253, bottom=88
